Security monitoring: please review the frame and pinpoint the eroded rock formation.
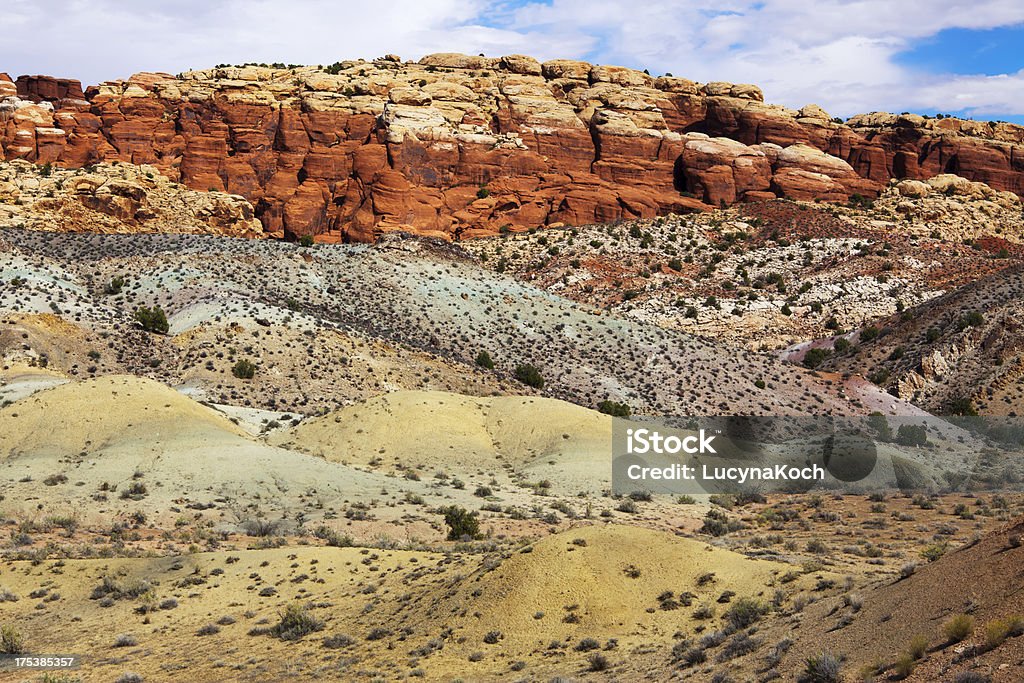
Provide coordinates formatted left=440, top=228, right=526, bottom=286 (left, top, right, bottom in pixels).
left=2, top=56, right=1023, bottom=241
left=0, top=159, right=263, bottom=238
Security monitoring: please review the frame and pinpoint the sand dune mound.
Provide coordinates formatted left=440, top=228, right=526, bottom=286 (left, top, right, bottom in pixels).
left=405, top=524, right=796, bottom=658
left=273, top=390, right=612, bottom=490
left=0, top=375, right=408, bottom=523
left=0, top=374, right=245, bottom=459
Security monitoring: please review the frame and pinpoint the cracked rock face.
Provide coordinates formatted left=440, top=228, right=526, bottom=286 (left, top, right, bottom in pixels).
left=2, top=55, right=1023, bottom=242
left=0, top=160, right=264, bottom=238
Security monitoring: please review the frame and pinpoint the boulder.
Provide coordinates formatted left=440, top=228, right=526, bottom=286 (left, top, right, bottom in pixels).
left=418, top=53, right=497, bottom=70
left=500, top=55, right=543, bottom=76
left=541, top=59, right=593, bottom=80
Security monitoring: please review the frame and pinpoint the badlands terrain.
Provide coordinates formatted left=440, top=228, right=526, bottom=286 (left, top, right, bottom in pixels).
left=1, top=53, right=1024, bottom=682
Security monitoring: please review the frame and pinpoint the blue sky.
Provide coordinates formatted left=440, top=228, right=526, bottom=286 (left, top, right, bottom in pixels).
left=894, top=25, right=1024, bottom=122
left=4, top=0, right=1024, bottom=123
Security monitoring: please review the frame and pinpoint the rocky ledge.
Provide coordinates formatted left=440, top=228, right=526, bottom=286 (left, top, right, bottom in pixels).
left=2, top=54, right=1023, bottom=241
left=0, top=160, right=263, bottom=238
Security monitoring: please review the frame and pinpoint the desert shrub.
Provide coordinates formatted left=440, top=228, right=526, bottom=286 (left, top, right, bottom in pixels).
left=241, top=518, right=278, bottom=537
left=920, top=542, right=948, bottom=562
left=943, top=614, right=974, bottom=643
left=907, top=634, right=929, bottom=660
left=232, top=359, right=256, bottom=379
left=980, top=617, right=1021, bottom=651
left=271, top=603, right=324, bottom=641
left=716, top=632, right=761, bottom=662
left=597, top=400, right=631, bottom=417
left=948, top=396, right=977, bottom=416
left=859, top=326, right=880, bottom=342
left=134, top=306, right=168, bottom=334
left=587, top=652, right=610, bottom=671
left=724, top=598, right=768, bottom=630
left=798, top=652, right=842, bottom=683
left=1, top=625, right=24, bottom=654
left=896, top=424, right=928, bottom=447
left=475, top=350, right=495, bottom=369
left=313, top=525, right=352, bottom=547
left=323, top=633, right=354, bottom=649
left=483, top=631, right=503, bottom=644
left=91, top=576, right=152, bottom=601
left=701, top=508, right=742, bottom=536
left=681, top=646, right=707, bottom=666
left=114, top=674, right=144, bottom=683
left=575, top=637, right=600, bottom=651
left=956, top=311, right=984, bottom=331
left=298, top=234, right=314, bottom=247
left=952, top=673, right=991, bottom=683
left=105, top=275, right=126, bottom=295
left=616, top=500, right=637, bottom=514
left=441, top=506, right=480, bottom=540
left=196, top=624, right=220, bottom=636
left=802, top=347, right=831, bottom=369
left=893, top=652, right=916, bottom=678
left=119, top=481, right=148, bottom=500
left=806, top=538, right=828, bottom=554
left=514, top=363, right=544, bottom=389
left=114, top=633, right=138, bottom=647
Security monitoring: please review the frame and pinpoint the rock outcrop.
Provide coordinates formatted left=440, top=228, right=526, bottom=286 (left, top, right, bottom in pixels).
left=2, top=57, right=1023, bottom=241
left=0, top=159, right=264, bottom=238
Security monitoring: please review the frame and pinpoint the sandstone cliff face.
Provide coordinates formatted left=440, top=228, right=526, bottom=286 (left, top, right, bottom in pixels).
left=0, top=159, right=263, bottom=238
left=1, top=58, right=1023, bottom=242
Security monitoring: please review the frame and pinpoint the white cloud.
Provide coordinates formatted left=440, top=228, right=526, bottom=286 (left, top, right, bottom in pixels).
left=500, top=0, right=1024, bottom=118
left=2, top=0, right=539, bottom=83
left=2, top=0, right=1023, bottom=119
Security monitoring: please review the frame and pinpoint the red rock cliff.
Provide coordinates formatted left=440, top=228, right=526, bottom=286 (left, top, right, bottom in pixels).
left=2, top=56, right=1022, bottom=241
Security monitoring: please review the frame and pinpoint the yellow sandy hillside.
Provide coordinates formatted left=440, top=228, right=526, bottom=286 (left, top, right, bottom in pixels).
left=0, top=374, right=246, bottom=458
left=271, top=390, right=613, bottom=483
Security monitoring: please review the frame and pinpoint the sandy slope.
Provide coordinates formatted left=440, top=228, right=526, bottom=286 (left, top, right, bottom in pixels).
left=0, top=524, right=817, bottom=682
left=271, top=390, right=614, bottom=494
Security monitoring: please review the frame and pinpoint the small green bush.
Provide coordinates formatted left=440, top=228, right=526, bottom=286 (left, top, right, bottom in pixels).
left=514, top=364, right=544, bottom=389
left=134, top=306, right=169, bottom=334
left=597, top=400, right=631, bottom=417
left=0, top=625, right=23, bottom=654
left=803, top=347, right=832, bottom=369
left=232, top=359, right=256, bottom=379
left=271, top=603, right=324, bottom=641
left=441, top=506, right=480, bottom=540
left=943, top=614, right=974, bottom=643
left=798, top=652, right=842, bottom=683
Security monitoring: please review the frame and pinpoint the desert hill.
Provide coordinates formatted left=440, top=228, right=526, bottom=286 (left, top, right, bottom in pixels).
left=778, top=515, right=1024, bottom=682
left=3, top=54, right=1022, bottom=241
left=0, top=229, right=867, bottom=417
left=0, top=523, right=828, bottom=682
left=824, top=264, right=1024, bottom=416
left=0, top=375, right=414, bottom=528
left=272, top=390, right=612, bottom=494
